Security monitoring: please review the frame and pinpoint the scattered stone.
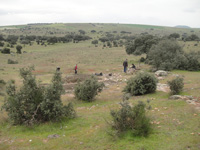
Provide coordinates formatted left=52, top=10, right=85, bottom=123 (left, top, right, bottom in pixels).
left=157, top=77, right=164, bottom=80
left=157, top=83, right=169, bottom=92
left=172, top=74, right=180, bottom=77
left=80, top=142, right=83, bottom=145
left=29, top=140, right=32, bottom=142
left=186, top=100, right=196, bottom=105
left=169, top=95, right=183, bottom=100
left=48, top=134, right=60, bottom=139
left=155, top=70, right=168, bottom=76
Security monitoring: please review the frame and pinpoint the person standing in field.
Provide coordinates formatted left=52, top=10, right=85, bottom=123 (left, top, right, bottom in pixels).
left=74, top=64, right=77, bottom=74
left=123, top=59, right=128, bottom=73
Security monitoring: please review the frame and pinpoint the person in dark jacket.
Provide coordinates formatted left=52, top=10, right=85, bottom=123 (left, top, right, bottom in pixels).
left=131, top=64, right=136, bottom=69
left=123, top=59, right=128, bottom=73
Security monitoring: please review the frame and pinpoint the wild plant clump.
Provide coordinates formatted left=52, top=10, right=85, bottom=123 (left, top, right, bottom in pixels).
left=0, top=79, right=6, bottom=96
left=2, top=67, right=76, bottom=125
left=110, top=101, right=152, bottom=137
left=7, top=59, right=18, bottom=64
left=168, top=77, right=184, bottom=95
left=1, top=48, right=10, bottom=54
left=74, top=76, right=104, bottom=102
left=123, top=72, right=157, bottom=96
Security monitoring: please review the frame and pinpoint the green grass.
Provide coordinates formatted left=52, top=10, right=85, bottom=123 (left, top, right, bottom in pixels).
left=123, top=24, right=165, bottom=29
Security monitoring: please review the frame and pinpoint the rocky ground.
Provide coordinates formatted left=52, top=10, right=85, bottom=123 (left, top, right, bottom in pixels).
left=63, top=70, right=200, bottom=111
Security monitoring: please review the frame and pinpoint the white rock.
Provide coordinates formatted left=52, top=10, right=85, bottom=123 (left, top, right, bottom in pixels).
left=155, top=70, right=168, bottom=76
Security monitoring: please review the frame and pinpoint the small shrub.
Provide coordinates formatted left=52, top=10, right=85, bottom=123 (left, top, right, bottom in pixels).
left=74, top=76, right=104, bottom=102
left=140, top=57, right=145, bottom=62
left=0, top=41, right=4, bottom=47
left=1, top=48, right=10, bottom=54
left=123, top=72, right=157, bottom=96
left=168, top=77, right=184, bottom=95
left=110, top=101, right=152, bottom=137
left=7, top=59, right=18, bottom=64
left=91, top=40, right=98, bottom=45
left=0, top=79, right=6, bottom=96
left=16, top=45, right=22, bottom=54
left=2, top=67, right=76, bottom=125
left=0, top=79, right=6, bottom=85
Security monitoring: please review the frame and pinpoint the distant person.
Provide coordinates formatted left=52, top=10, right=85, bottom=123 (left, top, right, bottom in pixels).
left=74, top=64, right=77, bottom=74
left=123, top=59, right=128, bottom=73
left=56, top=66, right=60, bottom=72
left=131, top=64, right=136, bottom=69
left=130, top=63, right=136, bottom=73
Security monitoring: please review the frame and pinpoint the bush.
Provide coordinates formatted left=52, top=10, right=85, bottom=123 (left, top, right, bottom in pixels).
left=168, top=77, right=184, bottom=95
left=185, top=34, right=199, bottom=41
left=123, top=72, right=157, bottom=96
left=0, top=79, right=6, bottom=85
left=140, top=57, right=145, bottom=62
left=168, top=33, right=180, bottom=39
left=110, top=101, right=152, bottom=137
left=91, top=40, right=98, bottom=45
left=7, top=59, right=18, bottom=64
left=74, top=76, right=104, bottom=102
left=0, top=79, right=6, bottom=96
left=183, top=52, right=200, bottom=71
left=0, top=41, right=4, bottom=47
left=147, top=39, right=200, bottom=71
left=147, top=39, right=184, bottom=71
left=2, top=67, right=76, bottom=125
left=1, top=48, right=10, bottom=54
left=16, top=45, right=22, bottom=54
left=125, top=35, right=159, bottom=55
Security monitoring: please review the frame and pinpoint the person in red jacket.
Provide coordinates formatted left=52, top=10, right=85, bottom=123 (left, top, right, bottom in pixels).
left=74, top=64, right=77, bottom=74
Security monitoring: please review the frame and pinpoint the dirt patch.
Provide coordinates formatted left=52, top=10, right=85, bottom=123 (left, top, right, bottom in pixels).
left=65, top=74, right=92, bottom=83
left=32, top=70, right=45, bottom=73
left=63, top=83, right=76, bottom=91
left=88, top=69, right=95, bottom=72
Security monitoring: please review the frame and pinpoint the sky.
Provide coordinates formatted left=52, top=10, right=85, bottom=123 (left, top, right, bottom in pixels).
left=0, top=0, right=200, bottom=28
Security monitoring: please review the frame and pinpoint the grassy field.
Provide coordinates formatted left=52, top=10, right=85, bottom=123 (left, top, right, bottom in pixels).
left=0, top=24, right=200, bottom=150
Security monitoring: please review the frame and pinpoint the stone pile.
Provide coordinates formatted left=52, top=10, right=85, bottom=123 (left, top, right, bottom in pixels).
left=155, top=70, right=168, bottom=76
left=169, top=95, right=200, bottom=111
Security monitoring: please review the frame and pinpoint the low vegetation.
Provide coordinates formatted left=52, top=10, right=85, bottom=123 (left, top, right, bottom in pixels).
left=168, top=77, right=184, bottom=95
left=147, top=39, right=200, bottom=71
left=74, top=76, right=104, bottom=102
left=123, top=72, right=157, bottom=96
left=7, top=59, right=18, bottom=64
left=110, top=101, right=152, bottom=137
left=2, top=67, right=76, bottom=125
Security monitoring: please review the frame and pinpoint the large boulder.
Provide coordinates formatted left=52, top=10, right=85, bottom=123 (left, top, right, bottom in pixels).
left=155, top=70, right=168, bottom=76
